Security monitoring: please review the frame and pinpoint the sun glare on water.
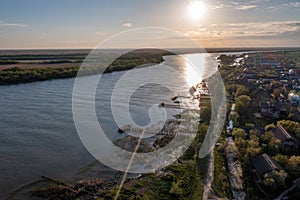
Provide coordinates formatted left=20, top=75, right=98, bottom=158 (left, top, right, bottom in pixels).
left=187, top=1, right=207, bottom=21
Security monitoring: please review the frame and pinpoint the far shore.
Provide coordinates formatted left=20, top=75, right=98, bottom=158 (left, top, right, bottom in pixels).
left=1, top=47, right=299, bottom=85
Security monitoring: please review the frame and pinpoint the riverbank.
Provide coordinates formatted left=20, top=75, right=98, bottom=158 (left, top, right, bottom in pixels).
left=5, top=49, right=298, bottom=199
left=0, top=49, right=171, bottom=85
left=2, top=47, right=298, bottom=85
left=8, top=71, right=209, bottom=200
left=4, top=50, right=231, bottom=199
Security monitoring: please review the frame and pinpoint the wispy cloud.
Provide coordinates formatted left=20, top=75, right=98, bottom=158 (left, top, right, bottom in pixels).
left=210, top=1, right=258, bottom=10
left=122, top=22, right=132, bottom=28
left=236, top=5, right=257, bottom=10
left=96, top=31, right=106, bottom=35
left=210, top=4, right=232, bottom=9
left=185, top=21, right=300, bottom=40
left=250, top=0, right=270, bottom=3
left=289, top=2, right=300, bottom=8
left=0, top=21, right=28, bottom=27
left=268, top=1, right=300, bottom=9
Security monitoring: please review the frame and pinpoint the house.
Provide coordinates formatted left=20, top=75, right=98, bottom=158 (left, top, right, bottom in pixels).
left=243, top=68, right=257, bottom=78
left=271, top=125, right=299, bottom=150
left=289, top=93, right=300, bottom=105
left=261, top=78, right=273, bottom=84
left=252, top=153, right=286, bottom=183
left=260, top=101, right=280, bottom=118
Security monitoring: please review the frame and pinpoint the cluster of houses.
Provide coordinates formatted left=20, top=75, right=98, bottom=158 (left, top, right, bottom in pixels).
left=252, top=125, right=299, bottom=180
left=232, top=53, right=300, bottom=119
left=236, top=54, right=300, bottom=88
left=252, top=125, right=300, bottom=197
left=252, top=153, right=300, bottom=198
left=252, top=153, right=285, bottom=184
left=225, top=52, right=300, bottom=198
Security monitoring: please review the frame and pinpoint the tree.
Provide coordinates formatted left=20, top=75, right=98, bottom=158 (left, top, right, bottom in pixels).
left=273, top=170, right=288, bottom=185
left=236, top=95, right=251, bottom=107
left=287, top=156, right=300, bottom=176
left=265, top=123, right=275, bottom=132
left=243, top=133, right=261, bottom=158
left=236, top=85, right=249, bottom=97
left=235, top=95, right=251, bottom=115
left=229, top=112, right=240, bottom=125
left=261, top=131, right=280, bottom=155
left=277, top=120, right=300, bottom=138
left=200, top=107, right=211, bottom=125
left=274, top=154, right=289, bottom=167
left=273, top=88, right=282, bottom=99
left=232, top=128, right=246, bottom=139
left=169, top=181, right=184, bottom=196
left=263, top=173, right=275, bottom=189
left=263, top=170, right=287, bottom=191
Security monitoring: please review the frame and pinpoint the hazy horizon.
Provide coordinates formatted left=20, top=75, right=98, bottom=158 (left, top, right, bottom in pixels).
left=1, top=0, right=300, bottom=49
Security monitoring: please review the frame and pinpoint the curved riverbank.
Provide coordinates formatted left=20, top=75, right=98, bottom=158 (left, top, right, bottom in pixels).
left=0, top=49, right=170, bottom=85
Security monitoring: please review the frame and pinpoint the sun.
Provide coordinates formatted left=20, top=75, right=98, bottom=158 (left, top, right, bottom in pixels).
left=187, top=1, right=207, bottom=21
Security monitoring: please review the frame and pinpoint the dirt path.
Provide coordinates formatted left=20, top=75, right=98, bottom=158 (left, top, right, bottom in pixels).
left=202, top=149, right=214, bottom=200
left=225, top=137, right=246, bottom=200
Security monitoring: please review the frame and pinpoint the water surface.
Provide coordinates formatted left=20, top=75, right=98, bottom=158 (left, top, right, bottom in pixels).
left=0, top=52, right=226, bottom=199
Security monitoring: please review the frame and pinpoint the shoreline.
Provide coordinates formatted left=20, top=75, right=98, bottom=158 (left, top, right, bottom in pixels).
left=1, top=48, right=298, bottom=85
left=0, top=49, right=170, bottom=85
left=8, top=53, right=212, bottom=200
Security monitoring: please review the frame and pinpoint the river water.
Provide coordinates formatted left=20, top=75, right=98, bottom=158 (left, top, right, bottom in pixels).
left=0, top=52, right=236, bottom=199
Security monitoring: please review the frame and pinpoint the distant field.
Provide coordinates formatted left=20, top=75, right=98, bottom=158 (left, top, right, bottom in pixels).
left=0, top=49, right=171, bottom=85
left=1, top=48, right=299, bottom=85
left=1, top=47, right=299, bottom=70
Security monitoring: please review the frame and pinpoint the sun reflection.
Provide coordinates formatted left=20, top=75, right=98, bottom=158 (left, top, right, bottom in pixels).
left=184, top=54, right=204, bottom=87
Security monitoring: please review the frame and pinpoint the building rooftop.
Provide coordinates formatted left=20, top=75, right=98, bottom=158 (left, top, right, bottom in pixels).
left=271, top=125, right=299, bottom=144
left=252, top=153, right=284, bottom=177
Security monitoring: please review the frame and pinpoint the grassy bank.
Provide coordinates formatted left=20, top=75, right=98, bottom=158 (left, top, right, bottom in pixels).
left=0, top=49, right=171, bottom=85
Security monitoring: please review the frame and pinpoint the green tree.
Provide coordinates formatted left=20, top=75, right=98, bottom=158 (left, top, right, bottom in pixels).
left=261, top=131, right=280, bottom=155
left=236, top=85, right=249, bottom=97
left=273, top=88, right=282, bottom=99
left=265, top=123, right=275, bottom=132
left=235, top=95, right=251, bottom=116
left=169, top=181, right=184, bottom=196
left=263, top=173, right=275, bottom=189
left=277, top=120, right=300, bottom=137
left=232, top=128, right=246, bottom=139
left=273, top=170, right=288, bottom=185
left=287, top=156, right=300, bottom=177
left=229, top=112, right=240, bottom=125
left=274, top=154, right=289, bottom=167
left=200, top=107, right=211, bottom=125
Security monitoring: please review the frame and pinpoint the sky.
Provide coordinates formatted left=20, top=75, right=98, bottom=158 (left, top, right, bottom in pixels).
left=0, top=0, right=299, bottom=49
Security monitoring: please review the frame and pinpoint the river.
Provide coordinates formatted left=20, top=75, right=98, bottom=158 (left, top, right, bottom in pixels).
left=0, top=51, right=245, bottom=199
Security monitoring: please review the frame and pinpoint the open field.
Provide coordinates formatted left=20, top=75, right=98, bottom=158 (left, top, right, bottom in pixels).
left=0, top=49, right=171, bottom=85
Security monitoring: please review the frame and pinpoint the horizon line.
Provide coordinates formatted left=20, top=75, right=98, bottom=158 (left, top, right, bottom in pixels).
left=0, top=46, right=300, bottom=51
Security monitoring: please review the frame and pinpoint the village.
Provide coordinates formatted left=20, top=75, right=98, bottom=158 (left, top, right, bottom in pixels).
left=217, top=50, right=300, bottom=199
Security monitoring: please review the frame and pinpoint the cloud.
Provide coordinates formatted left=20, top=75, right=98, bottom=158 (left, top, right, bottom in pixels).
left=96, top=31, right=106, bottom=35
left=250, top=0, right=270, bottom=3
left=236, top=5, right=257, bottom=10
left=122, top=22, right=132, bottom=27
left=269, top=2, right=300, bottom=9
left=185, top=21, right=300, bottom=40
left=289, top=2, right=300, bottom=8
left=210, top=1, right=258, bottom=10
left=210, top=4, right=231, bottom=9
left=0, top=21, right=28, bottom=27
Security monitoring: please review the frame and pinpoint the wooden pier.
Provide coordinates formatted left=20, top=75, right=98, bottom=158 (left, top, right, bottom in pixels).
left=159, top=102, right=182, bottom=109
